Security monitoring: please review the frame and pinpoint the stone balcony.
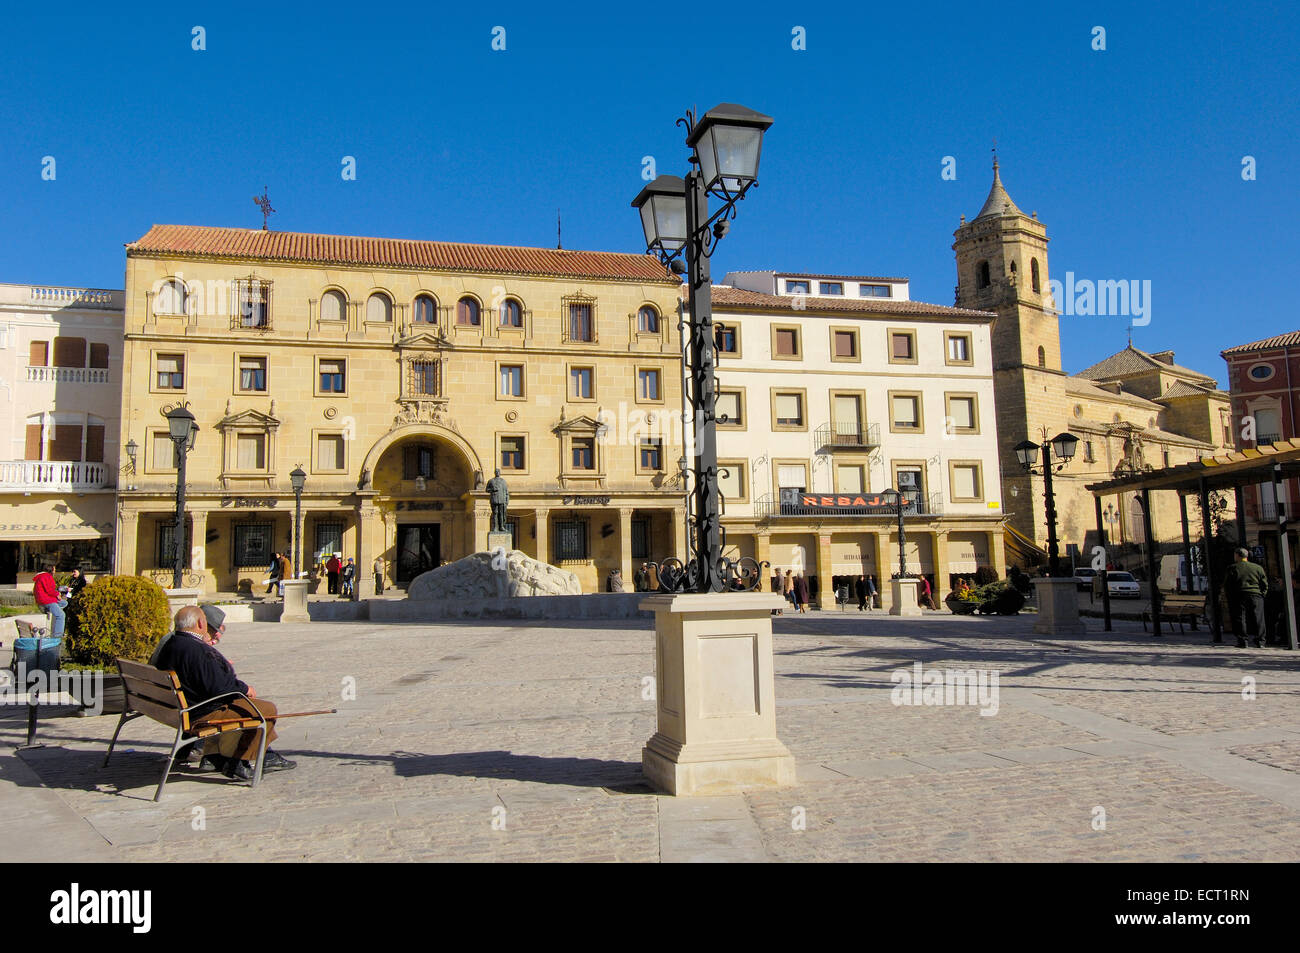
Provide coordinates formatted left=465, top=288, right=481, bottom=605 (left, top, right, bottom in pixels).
left=25, top=366, right=110, bottom=383
left=0, top=460, right=111, bottom=491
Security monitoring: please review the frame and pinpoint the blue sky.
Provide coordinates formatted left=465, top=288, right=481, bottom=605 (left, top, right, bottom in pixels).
left=2, top=0, right=1296, bottom=386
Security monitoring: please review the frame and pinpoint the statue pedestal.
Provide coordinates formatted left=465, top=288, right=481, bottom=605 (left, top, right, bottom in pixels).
left=889, top=578, right=923, bottom=616
left=280, top=579, right=310, bottom=623
left=486, top=532, right=512, bottom=554
left=1031, top=578, right=1085, bottom=636
left=640, top=592, right=796, bottom=796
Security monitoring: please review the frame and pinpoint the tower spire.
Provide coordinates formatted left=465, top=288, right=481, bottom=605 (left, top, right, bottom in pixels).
left=974, top=149, right=1023, bottom=220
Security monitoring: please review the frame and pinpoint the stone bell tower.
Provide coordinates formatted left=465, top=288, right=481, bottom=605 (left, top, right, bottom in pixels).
left=953, top=157, right=1071, bottom=551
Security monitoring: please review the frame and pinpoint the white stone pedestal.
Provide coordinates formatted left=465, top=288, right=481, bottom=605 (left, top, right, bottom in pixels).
left=164, top=588, right=201, bottom=616
left=641, top=592, right=796, bottom=796
left=487, top=532, right=512, bottom=554
left=280, top=579, right=310, bottom=623
left=1031, top=577, right=1085, bottom=636
left=889, top=578, right=923, bottom=616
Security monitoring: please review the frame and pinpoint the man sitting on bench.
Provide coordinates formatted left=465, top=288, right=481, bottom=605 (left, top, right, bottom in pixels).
left=154, top=605, right=296, bottom=780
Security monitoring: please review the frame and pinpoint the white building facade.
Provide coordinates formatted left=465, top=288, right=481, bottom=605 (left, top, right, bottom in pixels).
left=0, top=283, right=124, bottom=586
left=711, top=273, right=1006, bottom=609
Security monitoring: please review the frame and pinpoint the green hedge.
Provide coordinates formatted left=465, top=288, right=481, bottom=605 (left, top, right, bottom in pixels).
left=65, top=576, right=171, bottom=669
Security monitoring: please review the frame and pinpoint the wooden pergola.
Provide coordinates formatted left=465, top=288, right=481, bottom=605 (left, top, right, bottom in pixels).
left=1086, top=439, right=1300, bottom=648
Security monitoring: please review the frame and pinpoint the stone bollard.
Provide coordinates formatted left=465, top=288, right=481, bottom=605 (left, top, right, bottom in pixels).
left=280, top=579, right=310, bottom=623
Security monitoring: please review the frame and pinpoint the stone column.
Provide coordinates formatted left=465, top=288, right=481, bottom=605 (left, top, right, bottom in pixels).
left=671, top=511, right=687, bottom=562
left=755, top=533, right=772, bottom=590
left=618, top=507, right=634, bottom=585
left=535, top=508, right=550, bottom=565
left=189, top=509, right=209, bottom=592
left=355, top=501, right=383, bottom=598
left=472, top=504, right=490, bottom=553
left=933, top=531, right=949, bottom=605
left=114, top=509, right=138, bottom=577
left=990, top=528, right=1007, bottom=580
left=816, top=533, right=835, bottom=608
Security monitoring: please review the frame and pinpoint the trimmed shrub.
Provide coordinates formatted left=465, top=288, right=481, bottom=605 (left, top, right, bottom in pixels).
left=972, top=565, right=998, bottom=587
left=65, top=576, right=171, bottom=669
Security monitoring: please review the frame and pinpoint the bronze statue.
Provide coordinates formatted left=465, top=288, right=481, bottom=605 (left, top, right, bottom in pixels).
left=486, top=468, right=509, bottom=534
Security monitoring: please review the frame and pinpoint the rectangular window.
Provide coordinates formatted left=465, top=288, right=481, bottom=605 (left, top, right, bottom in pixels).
left=153, top=433, right=178, bottom=470
left=637, top=369, right=661, bottom=401
left=785, top=280, right=809, bottom=294
left=411, top=360, right=440, bottom=396
left=233, top=522, right=273, bottom=569
left=500, top=364, right=524, bottom=397
left=500, top=436, right=525, bottom=470
left=631, top=518, right=651, bottom=560
left=948, top=395, right=976, bottom=431
left=53, top=337, right=87, bottom=368
left=236, top=433, right=266, bottom=470
left=403, top=445, right=436, bottom=480
left=156, top=353, right=184, bottom=389
left=568, top=302, right=593, bottom=342
left=774, top=392, right=804, bottom=428
left=90, top=343, right=110, bottom=368
left=49, top=423, right=83, bottom=462
left=819, top=282, right=843, bottom=295
left=314, top=522, right=344, bottom=560
left=890, top=332, right=915, bottom=362
left=319, top=359, right=345, bottom=393
left=777, top=464, right=807, bottom=494
left=570, top=367, right=593, bottom=400
left=860, top=284, right=891, bottom=297
left=952, top=464, right=981, bottom=500
left=24, top=423, right=42, bottom=461
left=239, top=356, right=267, bottom=392
left=235, top=279, right=271, bottom=328
left=716, top=390, right=743, bottom=428
left=836, top=464, right=864, bottom=494
left=1084, top=440, right=1095, bottom=462
left=715, top=324, right=738, bottom=354
left=946, top=333, right=971, bottom=364
left=718, top=462, right=745, bottom=503
left=639, top=438, right=663, bottom=471
left=555, top=520, right=588, bottom=560
left=317, top=434, right=345, bottom=470
left=571, top=437, right=595, bottom=470
left=29, top=341, right=48, bottom=366
left=833, top=330, right=858, bottom=358
left=774, top=327, right=800, bottom=357
left=891, top=395, right=920, bottom=429
left=156, top=523, right=191, bottom=570
left=86, top=424, right=105, bottom=463
left=897, top=466, right=924, bottom=506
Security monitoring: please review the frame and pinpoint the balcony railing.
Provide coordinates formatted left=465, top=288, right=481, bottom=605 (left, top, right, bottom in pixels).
left=1256, top=433, right=1281, bottom=446
left=28, top=286, right=120, bottom=309
left=815, top=421, right=881, bottom=451
left=754, top=490, right=943, bottom=521
left=26, top=366, right=110, bottom=383
left=0, top=460, right=110, bottom=491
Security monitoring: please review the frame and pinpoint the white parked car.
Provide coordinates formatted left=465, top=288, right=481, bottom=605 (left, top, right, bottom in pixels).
left=1105, top=571, right=1141, bottom=598
left=1074, top=567, right=1099, bottom=591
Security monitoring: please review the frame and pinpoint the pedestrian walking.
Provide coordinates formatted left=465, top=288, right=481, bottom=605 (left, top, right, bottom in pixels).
left=326, top=552, right=342, bottom=595
left=793, top=572, right=810, bottom=613
left=276, top=552, right=291, bottom=597
left=919, top=575, right=937, bottom=610
left=266, top=553, right=281, bottom=595
left=606, top=567, right=625, bottom=592
left=373, top=555, right=385, bottom=595
left=1223, top=547, right=1268, bottom=648
left=647, top=561, right=660, bottom=593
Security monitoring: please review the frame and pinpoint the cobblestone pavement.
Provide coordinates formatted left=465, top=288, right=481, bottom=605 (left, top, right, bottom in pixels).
left=2, top=611, right=1298, bottom=862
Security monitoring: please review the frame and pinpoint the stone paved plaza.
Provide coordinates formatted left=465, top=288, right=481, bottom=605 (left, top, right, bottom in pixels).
left=3, top=610, right=1298, bottom=863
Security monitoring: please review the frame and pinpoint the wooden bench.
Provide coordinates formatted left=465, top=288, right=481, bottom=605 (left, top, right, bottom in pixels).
left=1142, top=593, right=1203, bottom=633
left=103, top=658, right=269, bottom=801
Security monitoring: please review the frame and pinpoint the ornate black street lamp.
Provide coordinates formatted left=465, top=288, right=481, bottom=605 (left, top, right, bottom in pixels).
left=1014, top=432, right=1080, bottom=577
left=880, top=487, right=915, bottom=577
left=289, top=465, right=307, bottom=579
left=633, top=103, right=773, bottom=593
left=165, top=405, right=199, bottom=589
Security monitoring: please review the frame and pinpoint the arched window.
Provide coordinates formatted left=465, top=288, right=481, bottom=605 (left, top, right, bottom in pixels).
left=457, top=297, right=480, bottom=326
left=321, top=290, right=346, bottom=322
left=638, top=306, right=660, bottom=333
left=367, top=293, right=392, bottom=323
left=413, top=294, right=436, bottom=324
left=977, top=261, right=991, bottom=289
left=499, top=298, right=523, bottom=328
left=156, top=278, right=187, bottom=314
left=1031, top=258, right=1041, bottom=293
left=1037, top=346, right=1046, bottom=367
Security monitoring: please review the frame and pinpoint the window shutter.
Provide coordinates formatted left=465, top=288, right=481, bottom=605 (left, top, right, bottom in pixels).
left=53, top=337, right=87, bottom=368
left=25, top=424, right=43, bottom=460
left=29, top=341, right=48, bottom=366
left=49, top=424, right=83, bottom=461
left=89, top=342, right=110, bottom=368
left=777, top=465, right=806, bottom=490
left=85, top=425, right=105, bottom=463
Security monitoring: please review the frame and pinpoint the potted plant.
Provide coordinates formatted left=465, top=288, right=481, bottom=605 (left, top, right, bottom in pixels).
left=63, top=575, right=171, bottom=714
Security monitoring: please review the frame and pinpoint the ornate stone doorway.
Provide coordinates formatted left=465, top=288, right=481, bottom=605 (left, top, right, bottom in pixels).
left=396, top=523, right=441, bottom=584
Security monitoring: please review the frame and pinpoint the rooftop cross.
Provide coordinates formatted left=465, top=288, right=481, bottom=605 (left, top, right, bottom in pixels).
left=253, top=186, right=275, bottom=231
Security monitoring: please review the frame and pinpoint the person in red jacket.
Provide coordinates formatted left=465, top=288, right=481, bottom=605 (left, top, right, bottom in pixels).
left=32, top=564, right=67, bottom=639
left=326, top=553, right=342, bottom=595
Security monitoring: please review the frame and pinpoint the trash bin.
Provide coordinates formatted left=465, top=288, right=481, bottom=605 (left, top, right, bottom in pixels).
left=13, top=636, right=62, bottom=676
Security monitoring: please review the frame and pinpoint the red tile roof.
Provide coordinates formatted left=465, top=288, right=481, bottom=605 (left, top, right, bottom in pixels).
left=708, top=285, right=995, bottom=320
left=127, top=225, right=680, bottom=285
left=1221, top=331, right=1300, bottom=355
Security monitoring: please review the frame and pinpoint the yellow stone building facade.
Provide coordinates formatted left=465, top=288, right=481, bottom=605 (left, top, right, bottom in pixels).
left=116, top=225, right=685, bottom=595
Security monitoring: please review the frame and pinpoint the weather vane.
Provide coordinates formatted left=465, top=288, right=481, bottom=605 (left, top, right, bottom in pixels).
left=253, top=186, right=275, bottom=230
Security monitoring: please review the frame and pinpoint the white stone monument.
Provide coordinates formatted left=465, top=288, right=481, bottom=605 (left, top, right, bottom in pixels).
left=1032, top=577, right=1085, bottom=636
left=280, top=578, right=310, bottom=623
left=890, top=577, right=923, bottom=616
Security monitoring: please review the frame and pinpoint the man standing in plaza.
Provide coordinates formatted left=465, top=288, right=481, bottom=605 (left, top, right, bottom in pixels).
left=1223, top=547, right=1268, bottom=648
left=373, top=554, right=385, bottom=595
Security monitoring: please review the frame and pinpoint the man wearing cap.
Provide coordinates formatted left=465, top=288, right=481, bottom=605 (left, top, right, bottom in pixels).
left=1223, top=547, right=1269, bottom=648
left=154, top=605, right=296, bottom=780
